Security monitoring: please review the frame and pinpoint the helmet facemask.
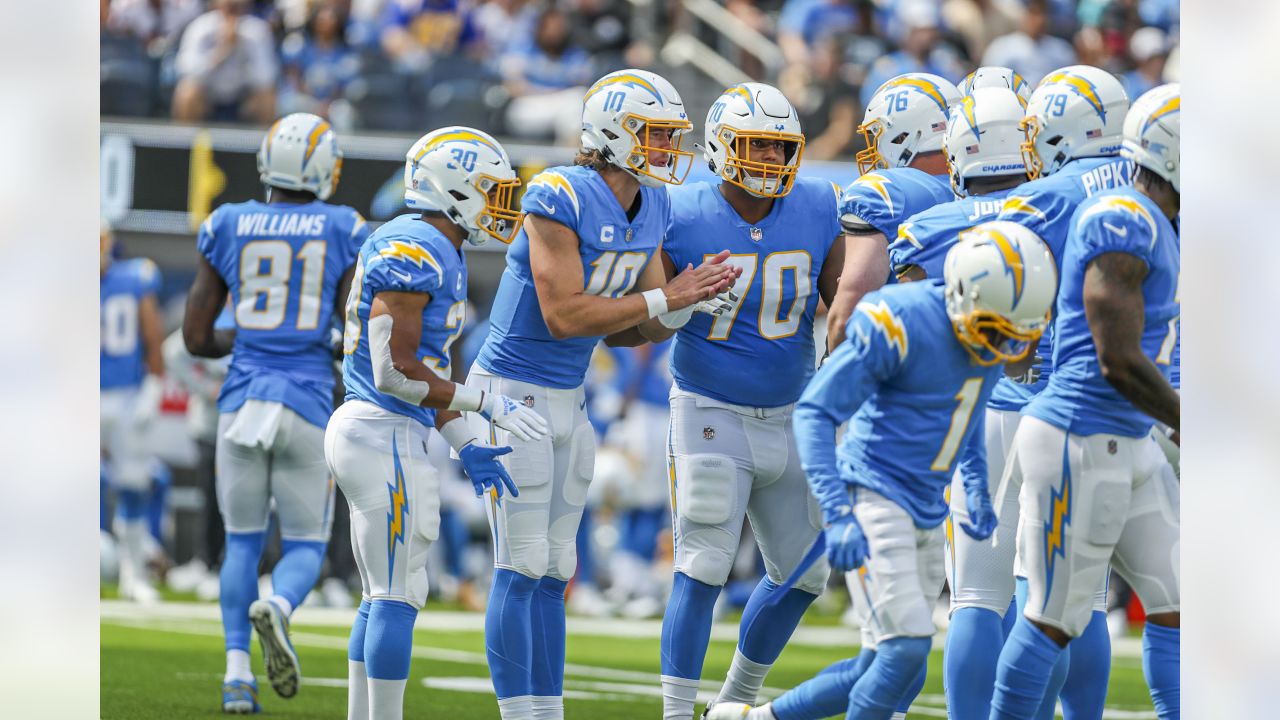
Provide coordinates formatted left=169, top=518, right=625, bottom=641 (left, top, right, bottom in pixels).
left=441, top=173, right=522, bottom=246
left=951, top=310, right=1045, bottom=366
left=718, top=128, right=804, bottom=198
left=614, top=115, right=694, bottom=187
left=855, top=119, right=888, bottom=175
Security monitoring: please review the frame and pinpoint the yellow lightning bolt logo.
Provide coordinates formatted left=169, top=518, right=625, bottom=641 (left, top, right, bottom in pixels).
left=1001, top=196, right=1046, bottom=221
left=1041, top=71, right=1107, bottom=122
left=958, top=95, right=981, bottom=136
left=857, top=300, right=909, bottom=358
left=722, top=84, right=756, bottom=112
left=1141, top=95, right=1180, bottom=136
left=527, top=171, right=580, bottom=219
left=387, top=434, right=410, bottom=588
left=896, top=222, right=921, bottom=249
left=979, top=227, right=1026, bottom=305
left=1041, top=447, right=1072, bottom=609
left=303, top=118, right=332, bottom=167
left=884, top=76, right=948, bottom=113
left=379, top=240, right=443, bottom=276
left=1079, top=195, right=1159, bottom=242
left=584, top=72, right=664, bottom=104
left=412, top=129, right=503, bottom=166
left=857, top=173, right=895, bottom=215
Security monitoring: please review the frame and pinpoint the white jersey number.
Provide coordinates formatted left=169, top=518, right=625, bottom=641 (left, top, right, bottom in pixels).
left=101, top=294, right=139, bottom=355
left=706, top=250, right=812, bottom=341
left=931, top=377, right=984, bottom=471
left=585, top=251, right=649, bottom=298
left=1156, top=272, right=1180, bottom=366
left=423, top=301, right=466, bottom=379
left=342, top=254, right=366, bottom=355
left=237, top=240, right=326, bottom=330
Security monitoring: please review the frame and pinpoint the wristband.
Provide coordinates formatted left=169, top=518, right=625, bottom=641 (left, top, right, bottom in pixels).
left=642, top=288, right=669, bottom=319
left=447, top=384, right=485, bottom=413
left=439, top=417, right=479, bottom=453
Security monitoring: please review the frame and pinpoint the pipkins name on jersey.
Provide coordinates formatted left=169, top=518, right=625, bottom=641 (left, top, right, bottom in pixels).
left=1079, top=158, right=1133, bottom=198
left=235, top=212, right=328, bottom=237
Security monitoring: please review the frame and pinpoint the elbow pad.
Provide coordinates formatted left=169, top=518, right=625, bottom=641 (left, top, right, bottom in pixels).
left=368, top=314, right=432, bottom=406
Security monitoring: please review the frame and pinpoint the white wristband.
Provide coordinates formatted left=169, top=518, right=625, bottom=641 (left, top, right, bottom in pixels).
left=447, top=384, right=485, bottom=413
left=642, top=288, right=669, bottom=319
left=439, top=417, right=479, bottom=453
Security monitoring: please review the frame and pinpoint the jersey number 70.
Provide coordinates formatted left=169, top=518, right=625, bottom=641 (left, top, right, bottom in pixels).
left=704, top=251, right=812, bottom=341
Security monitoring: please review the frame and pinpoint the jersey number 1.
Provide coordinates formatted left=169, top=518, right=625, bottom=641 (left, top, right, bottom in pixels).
left=931, top=377, right=984, bottom=471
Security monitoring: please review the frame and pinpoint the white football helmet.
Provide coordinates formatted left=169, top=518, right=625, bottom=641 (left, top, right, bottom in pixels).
left=944, top=220, right=1057, bottom=366
left=1122, top=83, right=1180, bottom=192
left=403, top=127, right=522, bottom=245
left=257, top=113, right=343, bottom=200
left=944, top=87, right=1028, bottom=197
left=856, top=73, right=962, bottom=175
left=581, top=69, right=694, bottom=187
left=703, top=82, right=805, bottom=198
left=961, top=66, right=1032, bottom=104
left=1021, top=65, right=1129, bottom=179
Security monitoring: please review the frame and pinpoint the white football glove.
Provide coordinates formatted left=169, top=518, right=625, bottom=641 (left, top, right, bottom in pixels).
left=129, top=374, right=164, bottom=428
left=480, top=392, right=550, bottom=442
left=657, top=288, right=740, bottom=329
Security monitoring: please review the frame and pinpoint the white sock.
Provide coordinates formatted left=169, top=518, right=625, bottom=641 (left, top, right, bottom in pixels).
left=661, top=675, right=700, bottom=720
left=347, top=660, right=368, bottom=720
left=497, top=695, right=533, bottom=720
left=269, top=593, right=294, bottom=618
left=120, top=519, right=150, bottom=583
left=225, top=649, right=253, bottom=683
left=718, top=648, right=772, bottom=705
left=368, top=677, right=407, bottom=720
left=531, top=695, right=564, bottom=719
left=890, top=713, right=907, bottom=720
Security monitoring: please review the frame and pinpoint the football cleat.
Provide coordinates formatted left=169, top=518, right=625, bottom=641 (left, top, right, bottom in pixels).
left=221, top=678, right=261, bottom=714
left=249, top=599, right=300, bottom=698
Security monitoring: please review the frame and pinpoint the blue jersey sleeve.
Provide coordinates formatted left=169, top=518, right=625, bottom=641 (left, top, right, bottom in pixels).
left=886, top=218, right=931, bottom=276
left=195, top=207, right=232, bottom=279
left=364, top=238, right=446, bottom=295
left=522, top=170, right=583, bottom=231
left=996, top=193, right=1063, bottom=245
left=795, top=296, right=908, bottom=520
left=1072, top=198, right=1159, bottom=270
left=340, top=208, right=371, bottom=269
left=955, top=409, right=988, bottom=494
left=134, top=258, right=161, bottom=296
left=840, top=173, right=904, bottom=237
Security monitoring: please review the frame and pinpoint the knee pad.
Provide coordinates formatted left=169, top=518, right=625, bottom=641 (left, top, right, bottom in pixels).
left=675, top=453, right=736, bottom=526
left=546, top=515, right=579, bottom=581
left=562, top=423, right=595, bottom=508
left=795, top=553, right=832, bottom=596
left=1081, top=470, right=1132, bottom=548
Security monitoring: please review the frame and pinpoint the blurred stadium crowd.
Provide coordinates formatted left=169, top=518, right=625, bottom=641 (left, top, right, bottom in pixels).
left=100, top=0, right=1180, bottom=632
left=102, top=0, right=1179, bottom=159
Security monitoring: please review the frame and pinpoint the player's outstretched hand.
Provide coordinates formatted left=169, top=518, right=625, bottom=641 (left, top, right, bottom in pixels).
left=663, top=250, right=742, bottom=311
left=458, top=443, right=519, bottom=501
left=959, top=487, right=998, bottom=541
left=824, top=512, right=869, bottom=572
left=480, top=393, right=550, bottom=442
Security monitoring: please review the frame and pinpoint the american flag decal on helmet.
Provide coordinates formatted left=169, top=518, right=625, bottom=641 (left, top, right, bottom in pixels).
left=966, top=144, right=980, bottom=155
left=1086, top=128, right=1102, bottom=139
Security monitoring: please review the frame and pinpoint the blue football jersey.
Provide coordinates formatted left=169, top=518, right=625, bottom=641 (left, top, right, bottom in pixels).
left=197, top=199, right=368, bottom=428
left=887, top=187, right=1017, bottom=281
left=1024, top=188, right=1180, bottom=437
left=342, top=215, right=469, bottom=429
left=839, top=168, right=954, bottom=240
left=101, top=258, right=161, bottom=390
left=993, top=156, right=1135, bottom=408
left=476, top=165, right=669, bottom=389
left=666, top=178, right=842, bottom=407
left=797, top=280, right=1004, bottom=528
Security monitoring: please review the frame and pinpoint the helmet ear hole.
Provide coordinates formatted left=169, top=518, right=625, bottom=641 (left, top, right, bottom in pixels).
left=449, top=190, right=469, bottom=202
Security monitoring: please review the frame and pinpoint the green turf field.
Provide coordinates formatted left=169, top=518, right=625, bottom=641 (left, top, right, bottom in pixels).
left=101, top=601, right=1157, bottom=719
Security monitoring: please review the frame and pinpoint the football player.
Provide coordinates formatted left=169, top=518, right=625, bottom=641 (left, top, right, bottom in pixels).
left=465, top=69, right=739, bottom=720
left=327, top=127, right=549, bottom=720
left=888, top=86, right=1031, bottom=281
left=825, top=73, right=961, bottom=352
left=939, top=65, right=1134, bottom=720
left=711, top=222, right=1057, bottom=720
left=988, top=84, right=1181, bottom=720
left=624, top=82, right=843, bottom=720
left=183, top=113, right=367, bottom=713
left=100, top=220, right=166, bottom=604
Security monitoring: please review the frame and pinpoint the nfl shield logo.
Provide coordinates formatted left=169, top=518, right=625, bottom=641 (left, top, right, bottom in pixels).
left=750, top=227, right=763, bottom=242
left=703, top=426, right=716, bottom=440
left=1107, top=439, right=1118, bottom=455
left=523, top=395, right=535, bottom=408
left=625, top=227, right=634, bottom=243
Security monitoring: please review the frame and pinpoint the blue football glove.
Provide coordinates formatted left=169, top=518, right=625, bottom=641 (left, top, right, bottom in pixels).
left=824, top=511, right=869, bottom=573
left=958, top=486, right=997, bottom=541
left=458, top=443, right=518, bottom=501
